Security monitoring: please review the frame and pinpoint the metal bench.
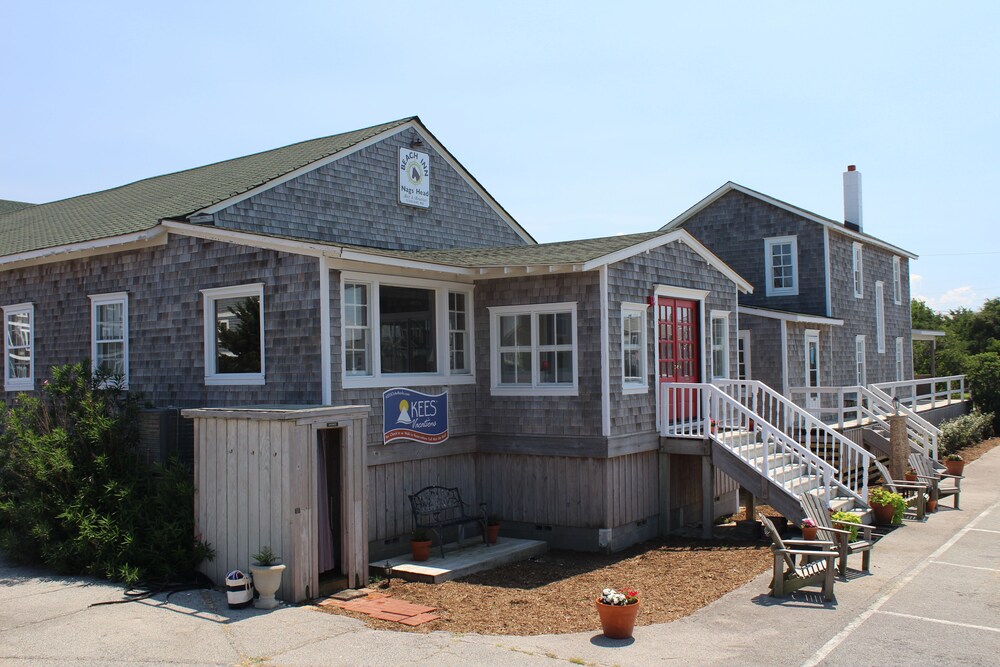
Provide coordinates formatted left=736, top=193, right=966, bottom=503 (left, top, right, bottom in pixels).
left=408, top=485, right=487, bottom=559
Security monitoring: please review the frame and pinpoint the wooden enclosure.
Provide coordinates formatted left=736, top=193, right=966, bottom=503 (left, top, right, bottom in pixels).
left=184, top=405, right=370, bottom=602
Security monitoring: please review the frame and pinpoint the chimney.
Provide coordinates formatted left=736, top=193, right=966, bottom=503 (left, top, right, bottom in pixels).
left=843, top=165, right=862, bottom=232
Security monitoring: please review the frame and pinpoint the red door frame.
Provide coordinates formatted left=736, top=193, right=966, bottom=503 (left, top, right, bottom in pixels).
left=657, top=296, right=701, bottom=421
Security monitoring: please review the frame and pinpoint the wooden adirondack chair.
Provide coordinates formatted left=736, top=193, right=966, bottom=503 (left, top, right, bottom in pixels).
left=909, top=453, right=962, bottom=509
left=873, top=459, right=927, bottom=520
left=759, top=513, right=838, bottom=601
left=800, top=492, right=875, bottom=577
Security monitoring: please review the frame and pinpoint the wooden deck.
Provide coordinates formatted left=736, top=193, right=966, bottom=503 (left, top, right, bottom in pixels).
left=372, top=537, right=548, bottom=584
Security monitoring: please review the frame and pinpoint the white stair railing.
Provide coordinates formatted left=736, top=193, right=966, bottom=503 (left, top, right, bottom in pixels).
left=716, top=380, right=870, bottom=502
left=660, top=383, right=847, bottom=503
left=863, top=385, right=939, bottom=460
left=872, top=375, right=966, bottom=411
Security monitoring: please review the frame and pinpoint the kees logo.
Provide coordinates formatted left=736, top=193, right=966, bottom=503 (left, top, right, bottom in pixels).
left=383, top=388, right=448, bottom=445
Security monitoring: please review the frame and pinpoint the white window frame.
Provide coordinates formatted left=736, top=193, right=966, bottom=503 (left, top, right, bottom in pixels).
left=737, top=330, right=751, bottom=381
left=621, top=302, right=648, bottom=394
left=875, top=281, right=886, bottom=354
left=710, top=310, right=730, bottom=380
left=856, top=335, right=867, bottom=386
left=892, top=256, right=902, bottom=305
left=764, top=235, right=799, bottom=297
left=895, top=337, right=904, bottom=382
left=489, top=302, right=578, bottom=396
left=202, top=283, right=265, bottom=386
left=89, top=292, right=129, bottom=388
left=853, top=242, right=864, bottom=299
left=340, top=272, right=475, bottom=389
left=3, top=303, right=34, bottom=392
left=804, top=329, right=820, bottom=409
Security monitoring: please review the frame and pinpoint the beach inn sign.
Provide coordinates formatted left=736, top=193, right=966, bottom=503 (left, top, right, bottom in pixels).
left=398, top=147, right=430, bottom=208
left=383, top=388, right=448, bottom=444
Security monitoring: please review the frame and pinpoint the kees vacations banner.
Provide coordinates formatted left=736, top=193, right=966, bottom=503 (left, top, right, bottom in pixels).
left=383, top=388, right=448, bottom=445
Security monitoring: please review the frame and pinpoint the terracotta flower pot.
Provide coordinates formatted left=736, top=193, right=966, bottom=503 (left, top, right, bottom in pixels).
left=926, top=498, right=938, bottom=513
left=596, top=600, right=640, bottom=639
left=944, top=460, right=965, bottom=476
left=802, top=525, right=819, bottom=540
left=486, top=524, right=500, bottom=544
left=905, top=472, right=918, bottom=482
left=411, top=539, right=432, bottom=562
left=870, top=500, right=895, bottom=525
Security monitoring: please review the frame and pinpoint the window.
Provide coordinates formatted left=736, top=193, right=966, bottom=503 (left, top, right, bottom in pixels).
left=341, top=274, right=474, bottom=387
left=90, top=293, right=128, bottom=387
left=202, top=284, right=265, bottom=385
left=764, top=236, right=798, bottom=296
left=853, top=242, right=864, bottom=298
left=875, top=281, right=885, bottom=354
left=3, top=303, right=33, bottom=391
left=856, top=335, right=867, bottom=386
left=896, top=337, right=904, bottom=381
left=710, top=311, right=730, bottom=379
left=737, top=331, right=751, bottom=380
left=804, top=330, right=820, bottom=407
left=621, top=303, right=647, bottom=392
left=489, top=302, right=577, bottom=395
left=892, top=256, right=902, bottom=305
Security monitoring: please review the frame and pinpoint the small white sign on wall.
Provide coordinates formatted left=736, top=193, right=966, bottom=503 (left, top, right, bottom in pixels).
left=398, top=147, right=431, bottom=208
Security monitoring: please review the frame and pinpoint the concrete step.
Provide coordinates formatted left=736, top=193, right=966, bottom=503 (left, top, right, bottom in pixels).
left=372, top=537, right=548, bottom=584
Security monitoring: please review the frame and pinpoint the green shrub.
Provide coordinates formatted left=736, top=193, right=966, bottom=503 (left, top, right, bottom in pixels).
left=830, top=511, right=861, bottom=541
left=0, top=362, right=212, bottom=585
left=938, top=410, right=994, bottom=455
left=966, top=352, right=1000, bottom=431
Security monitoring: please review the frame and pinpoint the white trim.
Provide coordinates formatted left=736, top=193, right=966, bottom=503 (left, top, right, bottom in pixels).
left=804, top=329, right=820, bottom=408
left=3, top=302, right=34, bottom=392
left=710, top=310, right=730, bottom=379
left=653, top=285, right=711, bottom=302
left=893, top=256, right=902, bottom=305
left=853, top=242, right=864, bottom=299
left=895, top=337, right=905, bottom=382
left=875, top=281, right=886, bottom=354
left=856, top=335, right=867, bottom=385
left=764, top=235, right=799, bottom=297
left=620, top=301, right=649, bottom=395
left=88, top=292, right=129, bottom=388
left=201, top=283, right=266, bottom=385
left=780, top=319, right=789, bottom=396
left=738, top=305, right=843, bottom=326
left=488, top=302, right=579, bottom=396
left=737, top=330, right=752, bottom=380
left=0, top=228, right=167, bottom=272
left=338, top=248, right=476, bottom=276
left=319, top=257, right=332, bottom=404
left=163, top=220, right=343, bottom=258
left=823, top=226, right=832, bottom=317
left=340, top=272, right=475, bottom=389
left=600, top=267, right=611, bottom=435
left=912, top=329, right=946, bottom=341
left=660, top=181, right=918, bottom=259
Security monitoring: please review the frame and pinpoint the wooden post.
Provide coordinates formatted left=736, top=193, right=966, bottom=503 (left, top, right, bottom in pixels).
left=888, top=415, right=908, bottom=479
left=742, top=488, right=756, bottom=522
left=658, top=450, right=672, bottom=535
left=701, top=456, right=714, bottom=539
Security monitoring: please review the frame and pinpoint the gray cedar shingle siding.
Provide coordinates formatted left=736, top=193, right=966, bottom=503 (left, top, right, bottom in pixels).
left=608, top=241, right=739, bottom=435
left=0, top=235, right=322, bottom=406
left=679, top=190, right=827, bottom=315
left=215, top=127, right=527, bottom=251
left=739, top=314, right=783, bottom=391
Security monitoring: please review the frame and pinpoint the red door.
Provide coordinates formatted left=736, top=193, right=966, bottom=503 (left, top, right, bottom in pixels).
left=657, top=297, right=700, bottom=420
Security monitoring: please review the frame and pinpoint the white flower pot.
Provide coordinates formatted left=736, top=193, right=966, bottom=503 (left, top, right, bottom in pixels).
left=249, top=564, right=286, bottom=609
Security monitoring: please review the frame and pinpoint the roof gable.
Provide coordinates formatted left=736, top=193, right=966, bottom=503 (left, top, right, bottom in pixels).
left=0, top=199, right=34, bottom=216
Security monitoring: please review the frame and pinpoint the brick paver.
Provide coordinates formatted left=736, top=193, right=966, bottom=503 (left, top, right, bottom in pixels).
left=316, top=592, right=439, bottom=626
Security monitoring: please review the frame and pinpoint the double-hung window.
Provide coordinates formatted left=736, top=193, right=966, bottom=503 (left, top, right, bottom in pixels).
left=853, top=242, right=864, bottom=298
left=621, top=303, right=647, bottom=393
left=489, top=302, right=577, bottom=395
left=875, top=281, right=885, bottom=353
left=855, top=335, right=867, bottom=386
left=892, top=256, right=902, bottom=305
left=90, top=293, right=128, bottom=387
left=764, top=236, right=798, bottom=296
left=341, top=274, right=474, bottom=387
left=3, top=303, right=33, bottom=392
left=202, top=283, right=265, bottom=385
left=710, top=311, right=730, bottom=379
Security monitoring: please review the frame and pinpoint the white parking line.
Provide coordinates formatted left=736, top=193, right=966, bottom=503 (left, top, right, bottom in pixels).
left=930, top=560, right=1000, bottom=573
left=969, top=528, right=1000, bottom=535
left=876, top=610, right=1000, bottom=633
left=801, top=498, right=1000, bottom=667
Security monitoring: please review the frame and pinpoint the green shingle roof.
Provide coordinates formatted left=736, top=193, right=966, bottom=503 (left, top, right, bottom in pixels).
left=0, top=199, right=34, bottom=216
left=0, top=118, right=413, bottom=258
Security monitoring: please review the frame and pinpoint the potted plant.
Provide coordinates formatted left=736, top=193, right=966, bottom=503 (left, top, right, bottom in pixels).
left=249, top=546, right=286, bottom=610
left=596, top=587, right=640, bottom=639
left=830, top=511, right=861, bottom=541
left=410, top=528, right=432, bottom=562
left=485, top=515, right=501, bottom=544
left=800, top=517, right=819, bottom=540
left=868, top=487, right=907, bottom=525
left=905, top=467, right=918, bottom=482
left=944, top=453, right=965, bottom=476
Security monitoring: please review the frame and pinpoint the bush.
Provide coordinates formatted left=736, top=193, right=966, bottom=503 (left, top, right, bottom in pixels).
left=938, top=410, right=994, bottom=456
left=966, top=352, right=1000, bottom=431
left=830, top=511, right=861, bottom=541
left=0, top=362, right=212, bottom=585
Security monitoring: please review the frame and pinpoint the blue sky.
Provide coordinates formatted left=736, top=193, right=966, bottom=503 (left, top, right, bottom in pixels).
left=2, top=2, right=997, bottom=312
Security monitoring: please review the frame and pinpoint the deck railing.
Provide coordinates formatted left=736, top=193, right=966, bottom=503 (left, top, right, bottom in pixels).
left=871, top=375, right=966, bottom=411
left=660, top=382, right=854, bottom=503
left=716, top=380, right=870, bottom=502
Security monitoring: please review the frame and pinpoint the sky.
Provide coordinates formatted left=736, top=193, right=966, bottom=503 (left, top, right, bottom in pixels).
left=2, top=2, right=997, bottom=313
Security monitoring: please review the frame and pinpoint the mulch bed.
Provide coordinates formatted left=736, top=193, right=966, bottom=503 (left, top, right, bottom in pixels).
left=952, top=436, right=999, bottom=464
